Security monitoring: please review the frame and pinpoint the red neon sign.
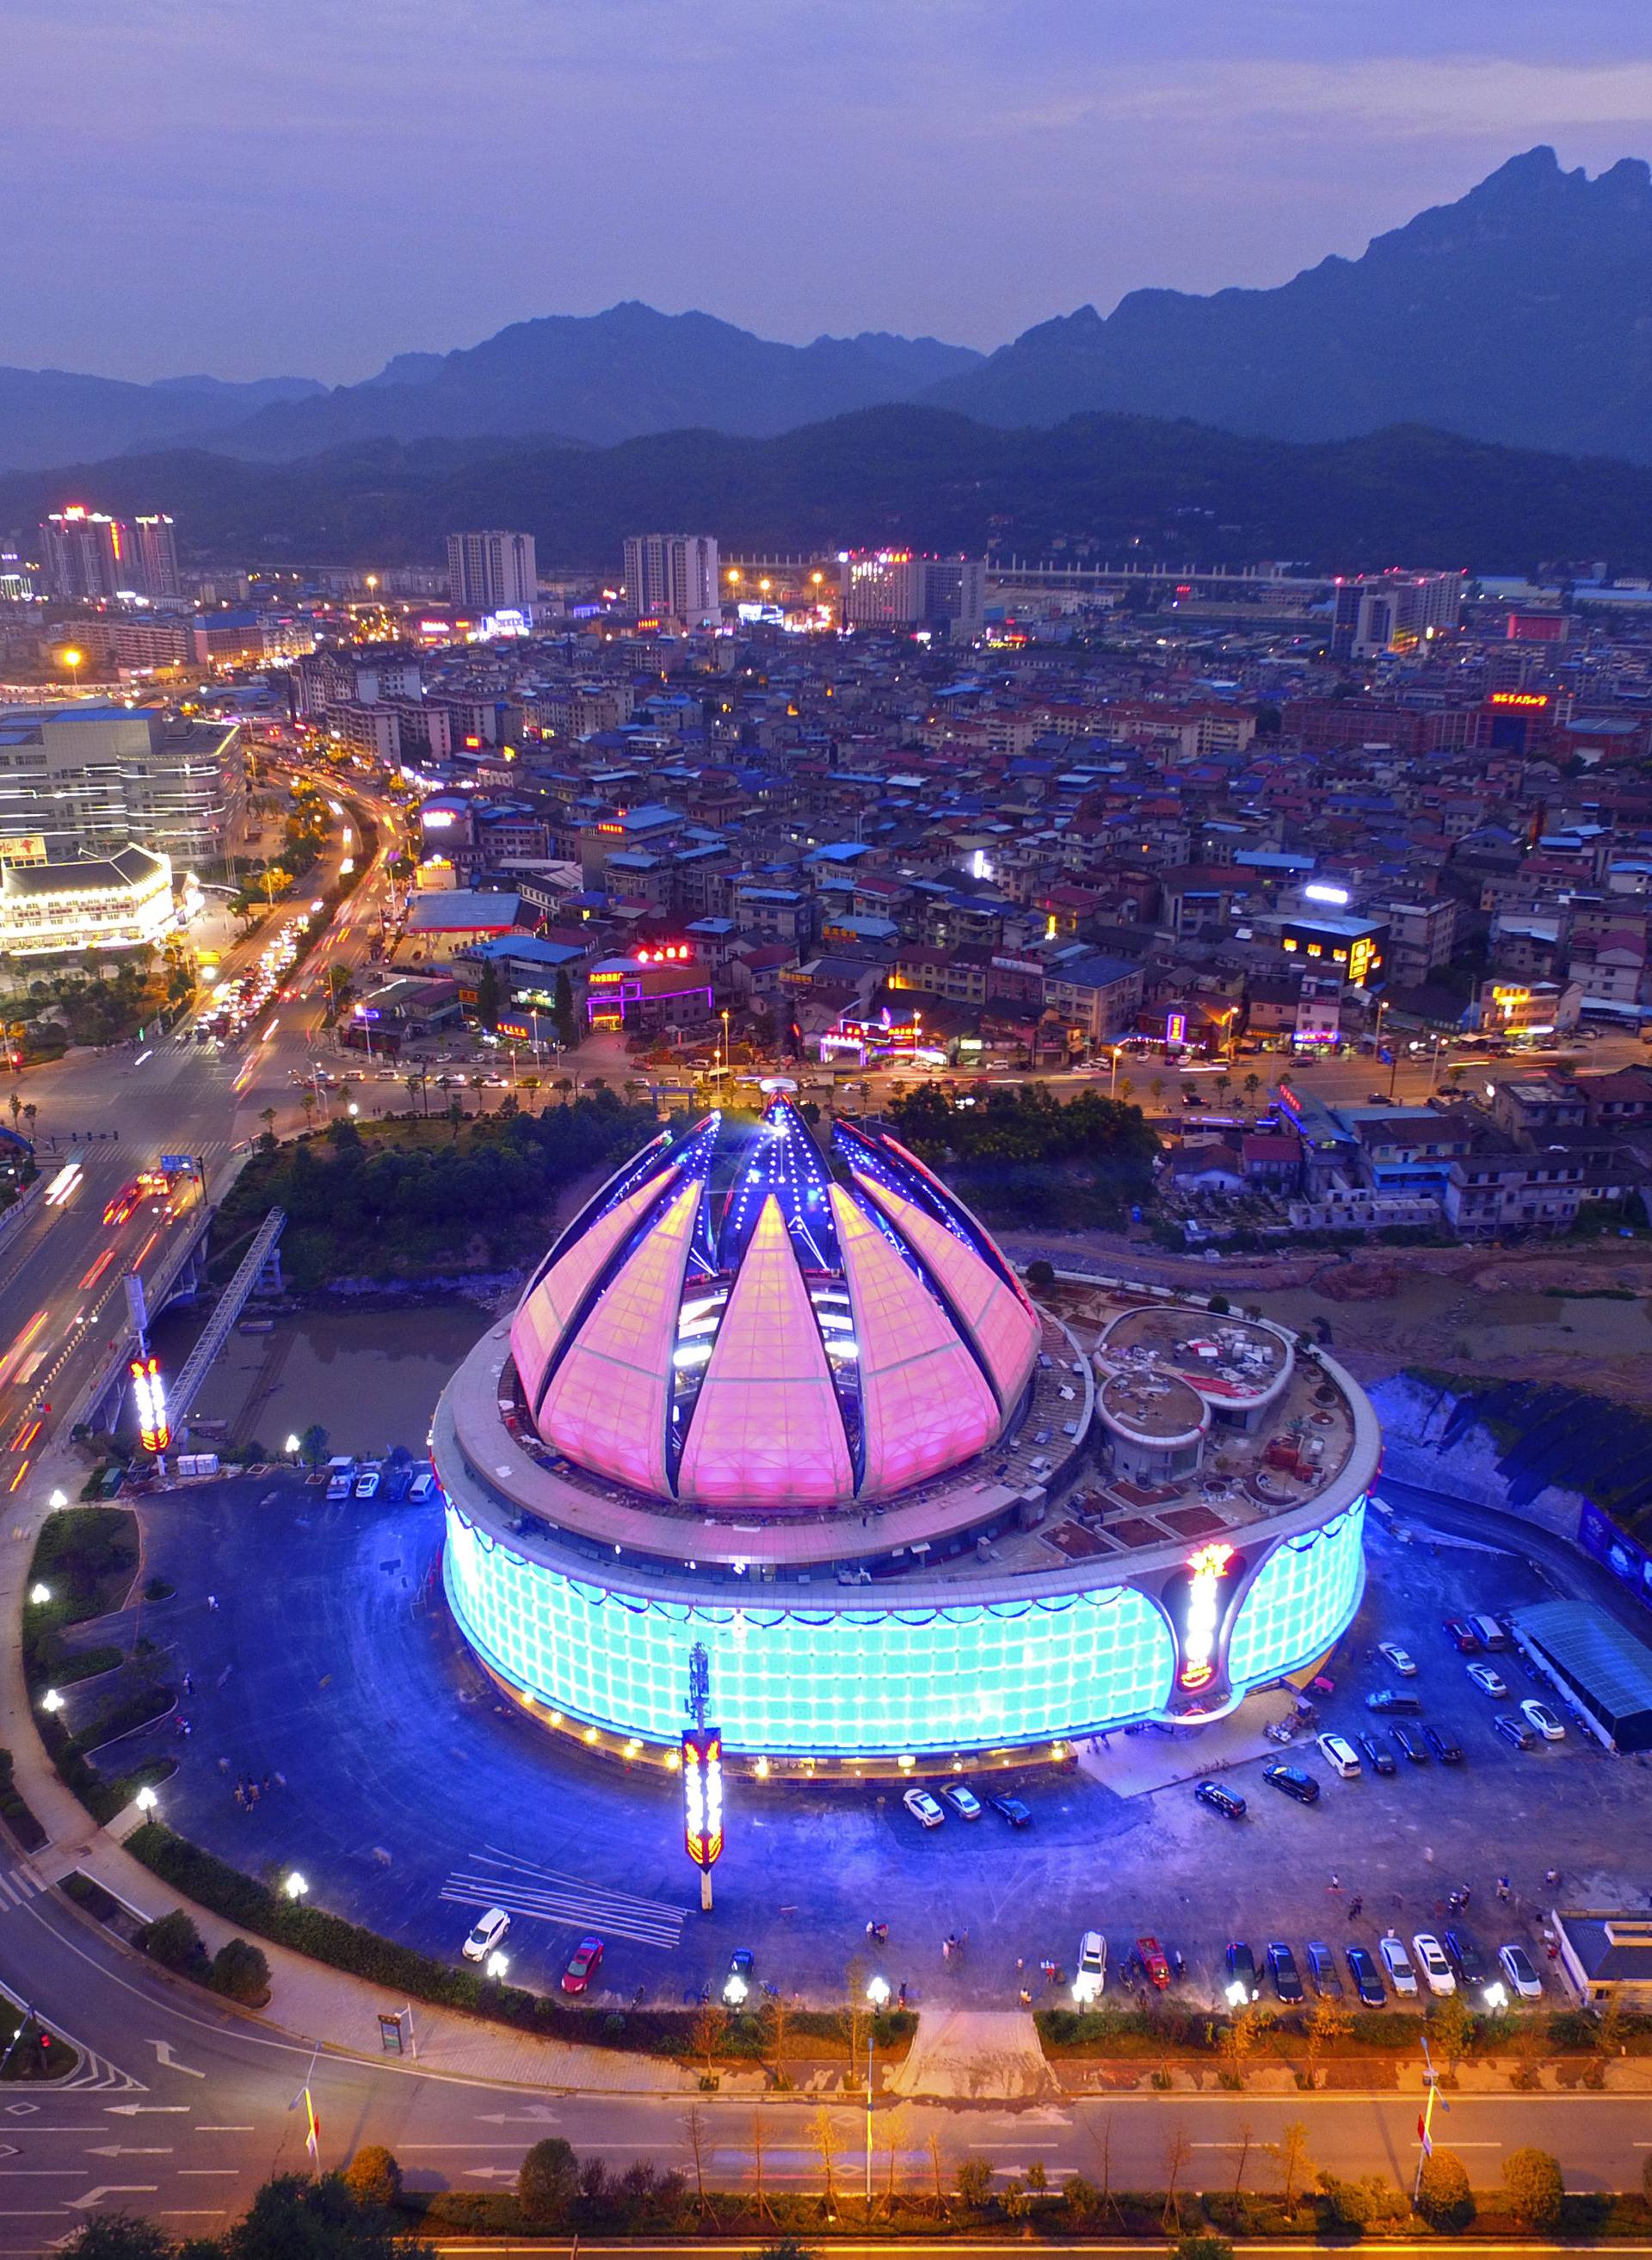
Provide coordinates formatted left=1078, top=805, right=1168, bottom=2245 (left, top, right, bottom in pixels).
left=1179, top=1541, right=1235, bottom=1690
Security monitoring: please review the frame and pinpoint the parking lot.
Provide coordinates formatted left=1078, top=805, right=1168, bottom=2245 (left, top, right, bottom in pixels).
left=110, top=1472, right=1652, bottom=2015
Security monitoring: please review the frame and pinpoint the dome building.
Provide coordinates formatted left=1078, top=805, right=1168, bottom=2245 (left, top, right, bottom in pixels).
left=434, top=1091, right=1380, bottom=1771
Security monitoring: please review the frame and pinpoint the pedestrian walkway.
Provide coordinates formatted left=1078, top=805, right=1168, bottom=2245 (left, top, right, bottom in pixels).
left=1075, top=1679, right=1300, bottom=1798
left=885, top=2008, right=1057, bottom=2102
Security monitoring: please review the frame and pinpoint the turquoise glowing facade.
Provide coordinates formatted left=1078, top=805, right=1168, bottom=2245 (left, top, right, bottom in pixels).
left=442, top=1497, right=1365, bottom=1755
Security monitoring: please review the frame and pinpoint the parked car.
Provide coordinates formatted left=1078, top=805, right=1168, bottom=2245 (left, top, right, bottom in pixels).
left=1391, top=1723, right=1428, bottom=1763
left=1499, top=1943, right=1544, bottom=2000
left=1194, top=1780, right=1247, bottom=1820
left=722, top=1948, right=755, bottom=2005
left=1378, top=1642, right=1418, bottom=1677
left=903, top=1787, right=945, bottom=1829
left=1076, top=1930, right=1107, bottom=2001
left=1224, top=1941, right=1260, bottom=2002
left=1494, top=1712, right=1536, bottom=1751
left=1423, top=1724, right=1464, bottom=1764
left=561, top=1935, right=604, bottom=1995
left=354, top=1468, right=380, bottom=1501
left=940, top=1782, right=982, bottom=1820
left=1443, top=1930, right=1491, bottom=1989
left=989, top=1793, right=1032, bottom=1827
left=1521, top=1699, right=1565, bottom=1741
left=1412, top=1933, right=1456, bottom=1995
left=1316, top=1732, right=1362, bottom=1780
left=1467, top=1662, right=1509, bottom=1698
left=1136, top=1936, right=1172, bottom=1990
left=1347, top=1945, right=1386, bottom=2007
left=1306, top=1941, right=1343, bottom=1998
left=407, top=1467, right=436, bottom=1504
left=1366, top=1688, right=1422, bottom=1714
left=1267, top=1941, right=1304, bottom=2004
left=1355, top=1732, right=1397, bottom=1776
left=461, top=1907, right=510, bottom=1963
left=1444, top=1617, right=1480, bottom=1653
left=1378, top=1934, right=1419, bottom=1996
left=1261, top=1763, right=1321, bottom=1805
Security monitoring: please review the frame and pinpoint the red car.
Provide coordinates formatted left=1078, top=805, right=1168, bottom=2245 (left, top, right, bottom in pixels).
left=1443, top=1617, right=1480, bottom=1653
left=560, top=1935, right=604, bottom=1995
left=1135, top=1936, right=1172, bottom=1990
left=102, top=1179, right=145, bottom=1226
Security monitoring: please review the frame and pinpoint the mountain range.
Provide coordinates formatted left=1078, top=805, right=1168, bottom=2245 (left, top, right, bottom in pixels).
left=8, top=408, right=1652, bottom=577
left=3, top=147, right=1652, bottom=474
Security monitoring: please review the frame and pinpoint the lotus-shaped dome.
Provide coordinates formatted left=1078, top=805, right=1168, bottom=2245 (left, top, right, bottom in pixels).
left=508, top=1092, right=1041, bottom=1513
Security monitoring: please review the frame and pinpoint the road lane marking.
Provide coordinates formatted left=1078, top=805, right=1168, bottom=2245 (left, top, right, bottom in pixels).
left=196, top=2127, right=255, bottom=2133
left=146, top=2043, right=204, bottom=2078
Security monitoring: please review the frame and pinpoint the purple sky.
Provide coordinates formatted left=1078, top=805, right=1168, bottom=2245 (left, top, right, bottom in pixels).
left=4, top=0, right=1649, bottom=383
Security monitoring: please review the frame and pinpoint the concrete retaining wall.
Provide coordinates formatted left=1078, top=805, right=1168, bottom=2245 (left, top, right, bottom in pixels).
left=1366, top=1372, right=1588, bottom=1539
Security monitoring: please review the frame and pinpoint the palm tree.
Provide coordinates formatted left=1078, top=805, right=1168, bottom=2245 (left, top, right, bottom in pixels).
left=404, top=1070, right=425, bottom=1117
left=21, top=1103, right=35, bottom=1139
left=258, top=1106, right=277, bottom=1140
left=1242, top=1071, right=1262, bottom=1105
left=1149, top=1077, right=1166, bottom=1110
left=521, top=1074, right=542, bottom=1111
left=6, top=1093, right=18, bottom=1130
left=300, top=1090, right=317, bottom=1133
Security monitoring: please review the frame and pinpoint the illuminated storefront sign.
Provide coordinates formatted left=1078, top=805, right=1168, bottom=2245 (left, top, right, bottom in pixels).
left=1177, top=1541, right=1236, bottom=1690
left=130, top=1355, right=170, bottom=1454
left=1489, top=692, right=1550, bottom=709
left=681, top=1726, right=724, bottom=1867
left=1304, top=882, right=1349, bottom=907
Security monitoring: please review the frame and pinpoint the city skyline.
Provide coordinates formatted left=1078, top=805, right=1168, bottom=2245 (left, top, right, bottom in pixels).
left=2, top=0, right=1650, bottom=381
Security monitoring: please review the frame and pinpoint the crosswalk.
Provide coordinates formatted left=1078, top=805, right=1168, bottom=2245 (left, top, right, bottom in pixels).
left=0, top=1865, right=45, bottom=1913
left=439, top=1845, right=689, bottom=1950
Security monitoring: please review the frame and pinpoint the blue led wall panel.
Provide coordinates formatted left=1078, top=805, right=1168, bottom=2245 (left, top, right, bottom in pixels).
left=445, top=1506, right=1177, bottom=1753
left=1225, top=1500, right=1366, bottom=1690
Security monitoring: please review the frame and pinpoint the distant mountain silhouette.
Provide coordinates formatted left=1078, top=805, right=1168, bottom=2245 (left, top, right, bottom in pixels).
left=205, top=305, right=985, bottom=459
left=922, top=148, right=1652, bottom=458
left=0, top=367, right=324, bottom=473
left=9, top=406, right=1652, bottom=576
left=7, top=150, right=1652, bottom=472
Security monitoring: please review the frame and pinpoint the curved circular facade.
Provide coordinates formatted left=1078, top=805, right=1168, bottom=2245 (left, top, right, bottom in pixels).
left=434, top=1096, right=1382, bottom=1771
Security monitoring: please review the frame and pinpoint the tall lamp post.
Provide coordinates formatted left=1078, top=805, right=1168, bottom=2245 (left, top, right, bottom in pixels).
left=864, top=1973, right=891, bottom=2207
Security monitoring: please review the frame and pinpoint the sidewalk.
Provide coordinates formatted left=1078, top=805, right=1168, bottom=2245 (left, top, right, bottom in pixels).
left=0, top=1443, right=702, bottom=2092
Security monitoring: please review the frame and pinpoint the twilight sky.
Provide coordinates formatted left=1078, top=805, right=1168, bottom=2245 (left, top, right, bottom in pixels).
left=4, top=0, right=1651, bottom=384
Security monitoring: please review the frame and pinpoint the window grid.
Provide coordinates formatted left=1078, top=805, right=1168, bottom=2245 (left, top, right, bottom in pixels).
left=1225, top=1499, right=1365, bottom=1689
left=443, top=1504, right=1354, bottom=1756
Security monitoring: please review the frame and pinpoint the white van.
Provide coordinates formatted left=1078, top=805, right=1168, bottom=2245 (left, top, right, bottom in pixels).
left=1316, top=1732, right=1362, bottom=1781
left=1470, top=1613, right=1507, bottom=1651
left=408, top=1468, right=435, bottom=1504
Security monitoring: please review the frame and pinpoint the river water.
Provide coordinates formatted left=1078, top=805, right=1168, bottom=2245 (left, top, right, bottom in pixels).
left=149, top=1299, right=497, bottom=1460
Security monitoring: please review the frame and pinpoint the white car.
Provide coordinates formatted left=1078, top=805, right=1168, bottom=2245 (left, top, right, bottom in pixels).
left=1412, top=1933, right=1455, bottom=1995
left=1316, top=1732, right=1362, bottom=1779
left=1378, top=1934, right=1418, bottom=1996
left=903, top=1787, right=945, bottom=1829
left=461, top=1907, right=510, bottom=1962
left=1467, top=1663, right=1508, bottom=1698
left=1499, top=1943, right=1544, bottom=2000
left=354, top=1469, right=380, bottom=1500
left=1075, top=1929, right=1107, bottom=2002
left=940, top=1782, right=982, bottom=1820
left=1521, top=1699, right=1565, bottom=1741
left=1378, top=1643, right=1417, bottom=1677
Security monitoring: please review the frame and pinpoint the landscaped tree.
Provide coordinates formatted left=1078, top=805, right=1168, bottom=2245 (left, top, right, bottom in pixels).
left=518, top=2137, right=580, bottom=2227
left=1266, top=2120, right=1314, bottom=2208
left=222, top=2171, right=428, bottom=2254
left=299, top=1423, right=330, bottom=1472
left=139, top=1908, right=205, bottom=1977
left=1172, top=2237, right=1236, bottom=2260
left=59, top=2218, right=176, bottom=2257
left=1429, top=1991, right=1476, bottom=2072
left=209, top=1937, right=270, bottom=2003
left=1242, top=1071, right=1262, bottom=1104
left=1416, top=2147, right=1475, bottom=2232
left=342, top=2146, right=403, bottom=2211
left=954, top=2156, right=994, bottom=2211
left=1501, top=2146, right=1563, bottom=2230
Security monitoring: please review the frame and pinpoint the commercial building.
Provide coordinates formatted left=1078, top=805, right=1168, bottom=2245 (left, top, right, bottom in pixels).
left=622, top=534, right=721, bottom=628
left=40, top=508, right=124, bottom=602
left=446, top=530, right=537, bottom=614
left=838, top=551, right=987, bottom=637
left=40, top=506, right=181, bottom=602
left=1551, top=1912, right=1652, bottom=2009
left=0, top=844, right=172, bottom=958
left=1330, top=569, right=1464, bottom=658
left=0, top=705, right=243, bottom=868
left=435, top=1095, right=1379, bottom=1769
left=130, top=516, right=181, bottom=602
